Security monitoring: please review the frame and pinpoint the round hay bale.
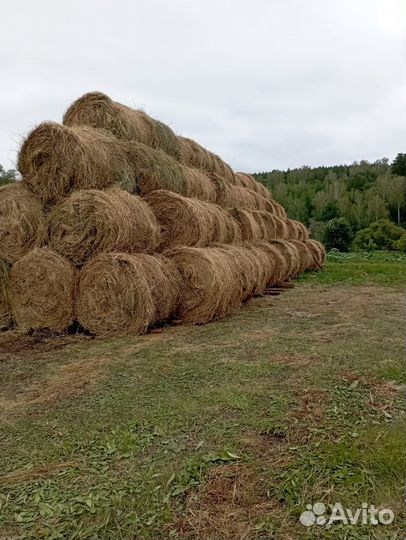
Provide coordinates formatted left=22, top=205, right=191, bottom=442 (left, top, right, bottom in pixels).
left=76, top=252, right=155, bottom=336
left=46, top=187, right=160, bottom=265
left=208, top=205, right=242, bottom=244
left=234, top=172, right=258, bottom=191
left=211, top=244, right=258, bottom=301
left=144, top=190, right=214, bottom=250
left=235, top=173, right=271, bottom=200
left=183, top=166, right=217, bottom=203
left=0, top=259, right=12, bottom=330
left=231, top=208, right=264, bottom=241
left=178, top=136, right=235, bottom=182
left=254, top=241, right=290, bottom=285
left=124, top=142, right=187, bottom=196
left=291, top=219, right=310, bottom=240
left=145, top=190, right=240, bottom=250
left=284, top=218, right=298, bottom=239
left=287, top=240, right=314, bottom=273
left=268, top=240, right=301, bottom=279
left=303, top=239, right=326, bottom=269
left=243, top=244, right=272, bottom=294
left=10, top=248, right=76, bottom=333
left=165, top=246, right=241, bottom=324
left=63, top=91, right=181, bottom=159
left=272, top=216, right=289, bottom=239
left=0, top=183, right=45, bottom=263
left=252, top=211, right=278, bottom=240
left=18, top=122, right=132, bottom=205
left=132, top=254, right=181, bottom=323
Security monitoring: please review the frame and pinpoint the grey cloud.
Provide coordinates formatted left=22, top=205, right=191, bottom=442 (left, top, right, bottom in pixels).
left=1, top=0, right=404, bottom=172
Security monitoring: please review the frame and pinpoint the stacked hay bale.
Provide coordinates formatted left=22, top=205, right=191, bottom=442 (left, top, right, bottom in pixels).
left=0, top=92, right=326, bottom=336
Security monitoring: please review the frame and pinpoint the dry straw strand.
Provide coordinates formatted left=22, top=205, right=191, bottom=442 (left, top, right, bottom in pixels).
left=0, top=182, right=45, bottom=263
left=10, top=248, right=76, bottom=333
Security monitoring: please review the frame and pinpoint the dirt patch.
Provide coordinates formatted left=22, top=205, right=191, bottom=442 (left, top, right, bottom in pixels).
left=175, top=463, right=276, bottom=540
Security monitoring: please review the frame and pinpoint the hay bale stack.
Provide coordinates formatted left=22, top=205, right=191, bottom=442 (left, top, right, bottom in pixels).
left=284, top=219, right=310, bottom=241
left=124, top=142, right=187, bottom=196
left=267, top=240, right=301, bottom=279
left=211, top=244, right=259, bottom=301
left=178, top=136, right=235, bottom=183
left=0, top=183, right=45, bottom=263
left=272, top=215, right=289, bottom=239
left=165, top=246, right=242, bottom=324
left=212, top=180, right=270, bottom=211
left=231, top=208, right=265, bottom=241
left=0, top=259, right=12, bottom=330
left=10, top=248, right=76, bottom=333
left=287, top=240, right=314, bottom=273
left=252, top=211, right=278, bottom=240
left=303, top=239, right=326, bottom=269
left=235, top=173, right=271, bottom=200
left=76, top=252, right=155, bottom=336
left=253, top=241, right=290, bottom=285
left=144, top=190, right=240, bottom=250
left=46, top=187, right=160, bottom=265
left=63, top=91, right=181, bottom=160
left=136, top=254, right=182, bottom=323
left=18, top=122, right=132, bottom=205
left=183, top=166, right=217, bottom=203
left=287, top=219, right=309, bottom=240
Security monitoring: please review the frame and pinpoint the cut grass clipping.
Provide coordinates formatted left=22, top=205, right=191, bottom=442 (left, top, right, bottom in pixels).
left=18, top=122, right=132, bottom=205
left=0, top=182, right=45, bottom=263
left=63, top=91, right=181, bottom=160
left=144, top=190, right=241, bottom=250
left=46, top=187, right=160, bottom=265
left=10, top=248, right=76, bottom=333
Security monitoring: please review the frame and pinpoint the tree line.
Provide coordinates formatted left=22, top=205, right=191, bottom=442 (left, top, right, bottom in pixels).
left=255, top=153, right=406, bottom=251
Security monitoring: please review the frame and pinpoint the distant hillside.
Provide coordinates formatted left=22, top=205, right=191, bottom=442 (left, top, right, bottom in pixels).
left=254, top=154, right=405, bottom=242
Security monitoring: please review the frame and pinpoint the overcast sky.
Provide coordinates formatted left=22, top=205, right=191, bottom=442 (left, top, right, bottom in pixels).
left=1, top=0, right=405, bottom=172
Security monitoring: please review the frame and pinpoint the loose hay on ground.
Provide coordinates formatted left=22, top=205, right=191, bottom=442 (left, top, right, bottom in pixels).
left=10, top=248, right=76, bottom=333
left=0, top=183, right=45, bottom=263
left=46, top=187, right=160, bottom=265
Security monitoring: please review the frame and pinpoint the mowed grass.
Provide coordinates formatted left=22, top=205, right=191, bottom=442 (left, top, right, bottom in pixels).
left=298, top=250, right=406, bottom=287
left=0, top=252, right=404, bottom=539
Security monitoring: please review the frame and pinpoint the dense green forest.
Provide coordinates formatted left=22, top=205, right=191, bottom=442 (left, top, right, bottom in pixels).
left=255, top=153, right=406, bottom=251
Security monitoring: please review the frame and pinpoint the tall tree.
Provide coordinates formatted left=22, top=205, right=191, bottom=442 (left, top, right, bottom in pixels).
left=391, top=153, right=406, bottom=177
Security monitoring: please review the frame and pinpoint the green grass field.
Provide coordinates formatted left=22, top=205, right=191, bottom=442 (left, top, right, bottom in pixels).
left=0, top=252, right=404, bottom=539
